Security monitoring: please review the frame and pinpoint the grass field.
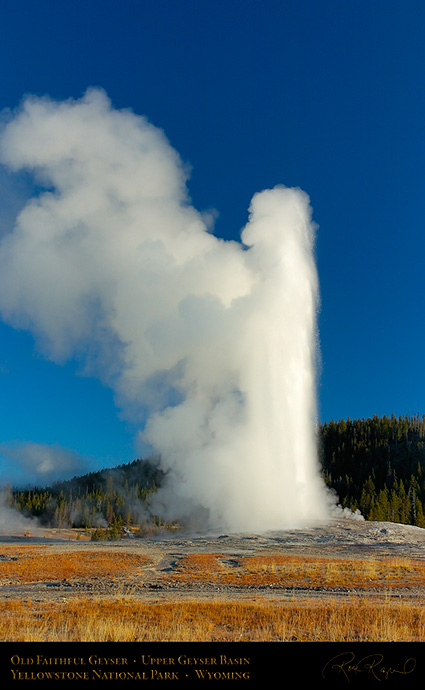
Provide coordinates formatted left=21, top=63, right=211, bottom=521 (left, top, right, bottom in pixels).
left=0, top=547, right=150, bottom=583
left=1, top=543, right=425, bottom=642
left=2, top=596, right=425, bottom=642
left=165, top=552, right=425, bottom=590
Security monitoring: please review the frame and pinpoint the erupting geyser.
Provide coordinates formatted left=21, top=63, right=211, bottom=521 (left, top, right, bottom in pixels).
left=0, top=89, right=333, bottom=531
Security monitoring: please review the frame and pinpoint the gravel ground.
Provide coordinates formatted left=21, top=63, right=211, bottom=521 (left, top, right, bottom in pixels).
left=1, top=518, right=425, bottom=602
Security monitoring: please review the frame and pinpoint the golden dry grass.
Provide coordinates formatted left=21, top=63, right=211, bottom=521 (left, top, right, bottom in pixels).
left=168, top=553, right=425, bottom=590
left=1, top=597, right=425, bottom=642
left=0, top=547, right=150, bottom=583
left=1, top=545, right=425, bottom=642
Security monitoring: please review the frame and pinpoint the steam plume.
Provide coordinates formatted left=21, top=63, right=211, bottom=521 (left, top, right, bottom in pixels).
left=0, top=89, right=332, bottom=531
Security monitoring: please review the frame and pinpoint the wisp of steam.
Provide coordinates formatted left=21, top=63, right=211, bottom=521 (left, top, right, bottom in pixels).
left=0, top=89, right=333, bottom=531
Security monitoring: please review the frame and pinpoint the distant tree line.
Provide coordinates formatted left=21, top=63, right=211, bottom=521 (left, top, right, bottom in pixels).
left=319, top=414, right=425, bottom=527
left=7, top=458, right=166, bottom=533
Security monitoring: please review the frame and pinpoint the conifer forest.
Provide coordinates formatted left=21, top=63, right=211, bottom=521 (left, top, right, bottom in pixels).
left=320, top=414, right=425, bottom=527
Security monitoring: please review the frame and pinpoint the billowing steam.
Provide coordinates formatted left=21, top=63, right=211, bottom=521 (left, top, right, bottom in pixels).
left=0, top=89, right=333, bottom=531
left=0, top=490, right=41, bottom=535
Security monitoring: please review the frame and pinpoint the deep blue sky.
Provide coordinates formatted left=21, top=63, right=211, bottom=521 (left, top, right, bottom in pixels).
left=1, top=0, right=425, bottom=482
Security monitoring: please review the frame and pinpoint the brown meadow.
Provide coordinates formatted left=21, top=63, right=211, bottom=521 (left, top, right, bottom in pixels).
left=0, top=547, right=150, bottom=584
left=1, top=540, right=425, bottom=642
left=166, top=552, right=425, bottom=590
left=1, top=597, right=425, bottom=642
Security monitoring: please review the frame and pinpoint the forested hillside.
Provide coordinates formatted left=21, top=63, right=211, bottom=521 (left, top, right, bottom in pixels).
left=319, top=414, right=425, bottom=527
left=7, top=457, right=166, bottom=536
left=6, top=414, right=425, bottom=532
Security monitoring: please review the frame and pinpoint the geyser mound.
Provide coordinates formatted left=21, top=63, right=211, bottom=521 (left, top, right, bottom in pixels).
left=0, top=88, right=333, bottom=531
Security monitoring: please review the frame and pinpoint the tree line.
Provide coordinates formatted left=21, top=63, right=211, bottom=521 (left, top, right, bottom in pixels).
left=5, top=413, right=425, bottom=531
left=7, top=457, right=167, bottom=535
left=319, top=413, right=425, bottom=527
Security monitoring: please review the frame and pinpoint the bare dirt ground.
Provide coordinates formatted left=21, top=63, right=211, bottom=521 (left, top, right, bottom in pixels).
left=1, top=518, right=425, bottom=604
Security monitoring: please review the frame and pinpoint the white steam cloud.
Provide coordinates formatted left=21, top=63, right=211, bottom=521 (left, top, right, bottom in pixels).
left=0, top=89, right=333, bottom=531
